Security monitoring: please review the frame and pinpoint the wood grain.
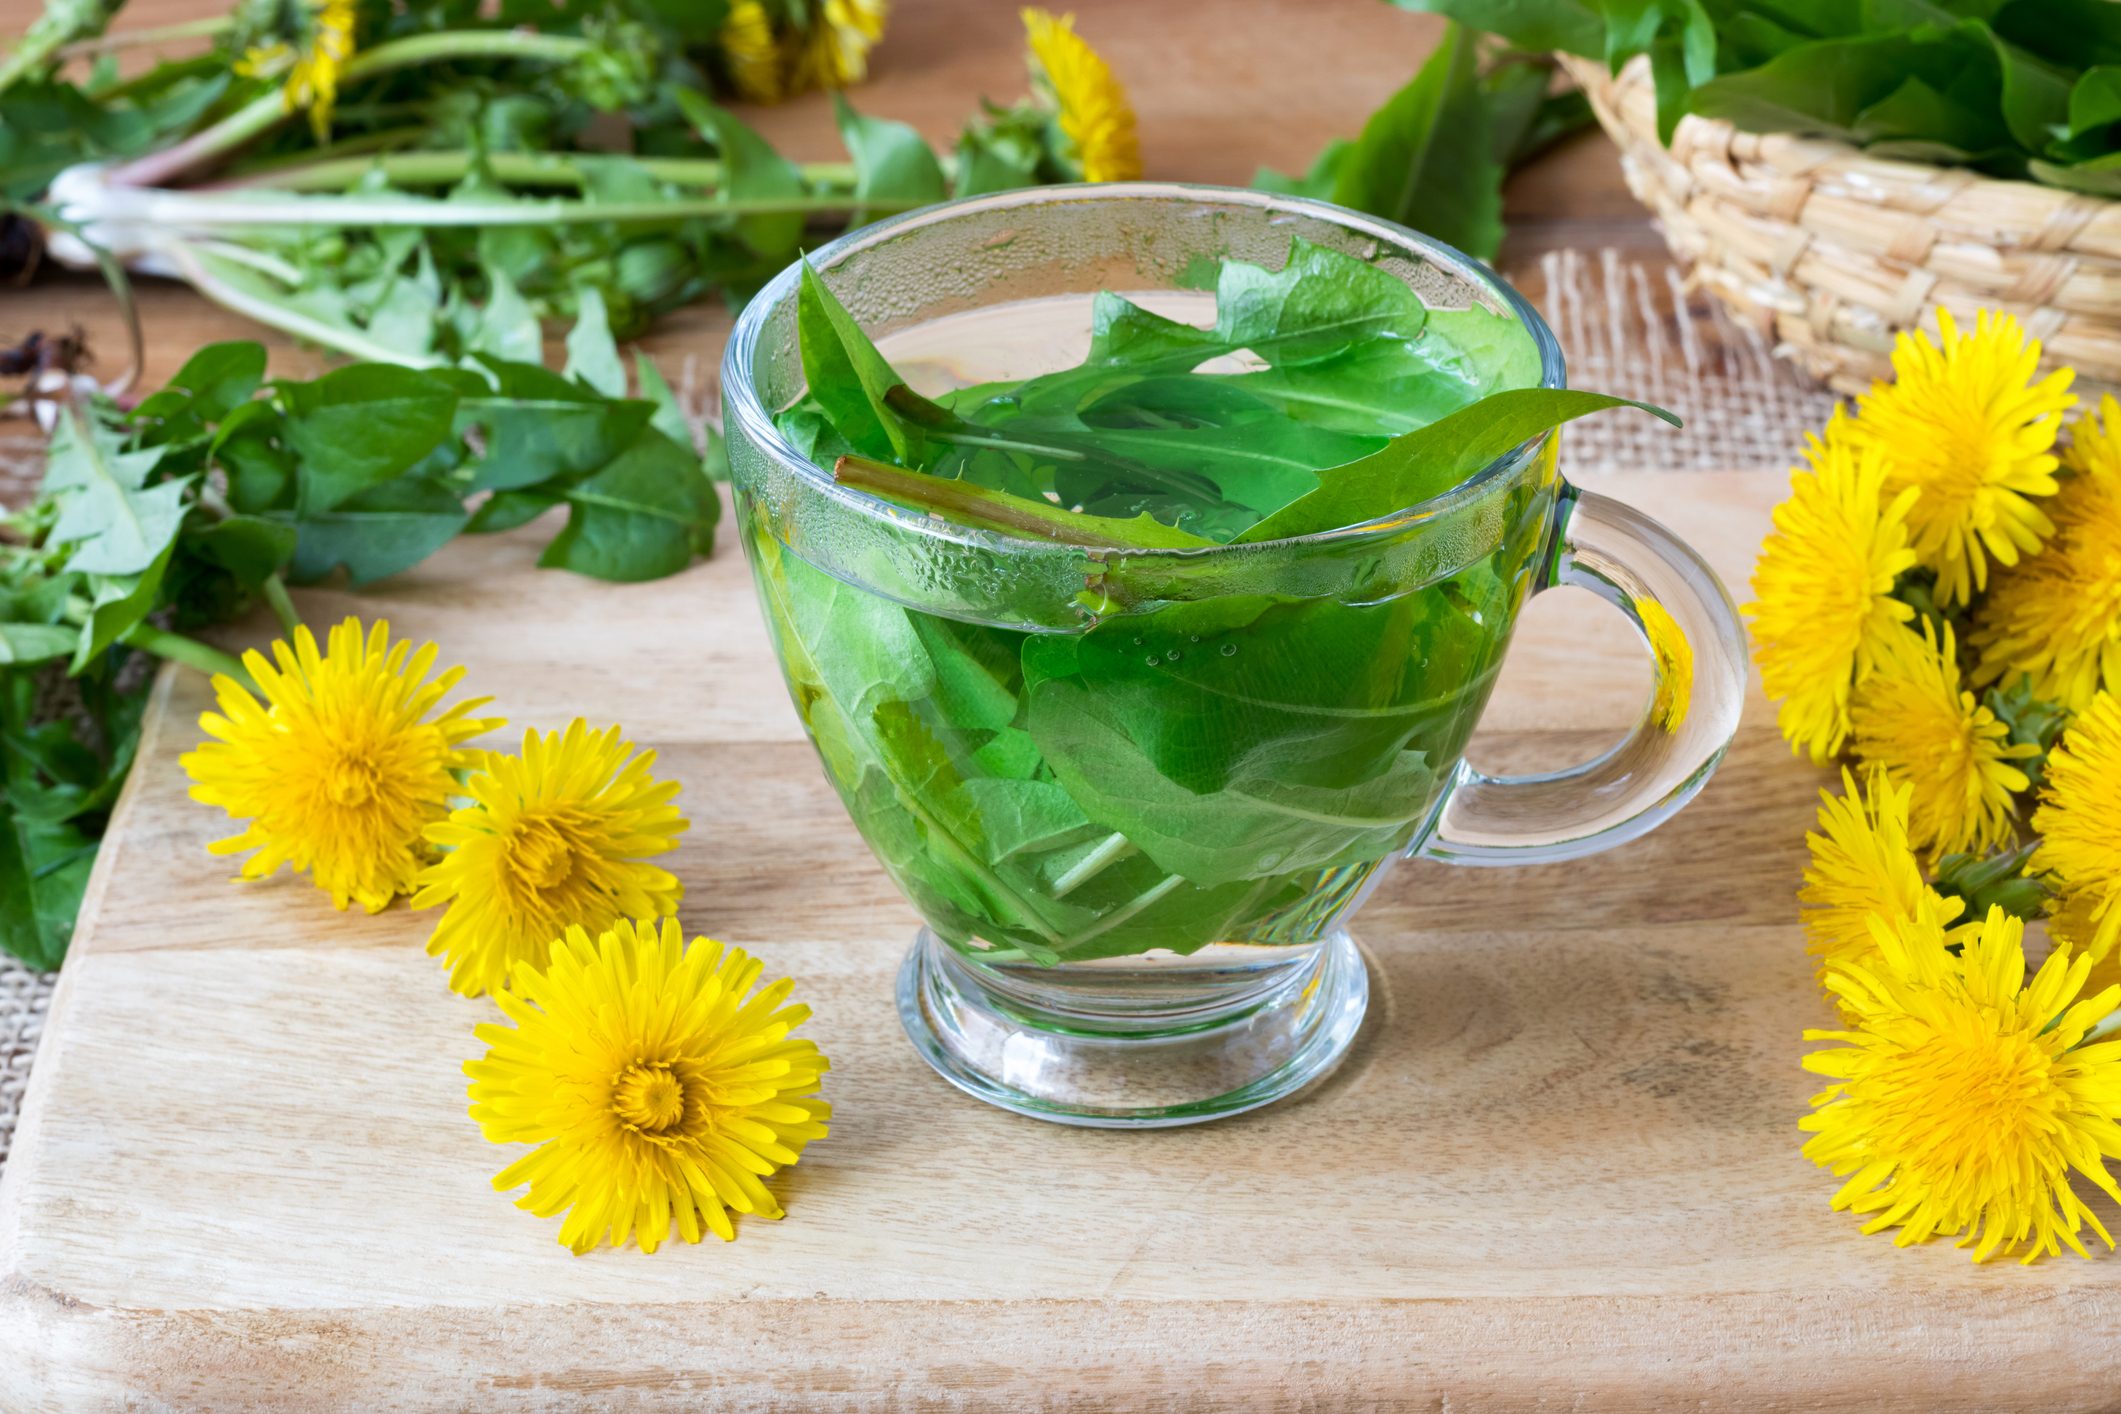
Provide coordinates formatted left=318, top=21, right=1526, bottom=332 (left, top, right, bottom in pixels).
left=2, top=468, right=2116, bottom=1410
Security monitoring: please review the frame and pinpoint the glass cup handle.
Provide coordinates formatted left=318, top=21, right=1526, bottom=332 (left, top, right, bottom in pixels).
left=1416, top=484, right=1748, bottom=866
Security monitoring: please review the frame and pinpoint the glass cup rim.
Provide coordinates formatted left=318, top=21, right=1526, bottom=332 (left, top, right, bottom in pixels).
left=721, top=180, right=1568, bottom=559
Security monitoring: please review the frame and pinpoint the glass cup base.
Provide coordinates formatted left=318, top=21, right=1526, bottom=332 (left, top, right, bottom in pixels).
left=895, top=927, right=1370, bottom=1128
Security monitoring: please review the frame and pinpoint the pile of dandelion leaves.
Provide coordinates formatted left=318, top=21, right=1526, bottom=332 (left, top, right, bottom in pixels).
left=0, top=308, right=717, bottom=969
left=0, top=0, right=1090, bottom=365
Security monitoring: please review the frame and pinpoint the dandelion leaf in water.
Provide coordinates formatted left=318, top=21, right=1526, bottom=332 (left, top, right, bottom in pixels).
left=1237, top=389, right=1677, bottom=544
left=1226, top=304, right=1549, bottom=435
left=756, top=230, right=1682, bottom=969
left=795, top=256, right=922, bottom=463
left=1017, top=591, right=1499, bottom=886
left=786, top=235, right=1586, bottom=543
left=980, top=237, right=1441, bottom=421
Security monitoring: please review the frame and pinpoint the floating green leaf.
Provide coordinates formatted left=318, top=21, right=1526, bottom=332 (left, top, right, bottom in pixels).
left=1237, top=389, right=1675, bottom=543
left=797, top=256, right=920, bottom=463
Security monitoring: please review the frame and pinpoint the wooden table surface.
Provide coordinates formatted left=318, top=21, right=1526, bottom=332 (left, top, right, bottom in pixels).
left=4, top=2, right=2116, bottom=1409
left=7, top=473, right=2120, bottom=1410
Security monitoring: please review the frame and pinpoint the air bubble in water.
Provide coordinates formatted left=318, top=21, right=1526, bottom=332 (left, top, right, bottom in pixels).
left=1220, top=643, right=1238, bottom=656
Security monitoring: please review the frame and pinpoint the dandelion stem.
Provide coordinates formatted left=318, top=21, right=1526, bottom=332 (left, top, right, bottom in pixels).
left=190, top=238, right=304, bottom=286
left=1050, top=831, right=1134, bottom=897
left=219, top=125, right=432, bottom=180
left=1054, top=874, right=1187, bottom=953
left=260, top=575, right=302, bottom=638
left=833, top=456, right=1203, bottom=550
left=69, top=180, right=924, bottom=229
left=123, top=623, right=253, bottom=688
left=107, top=30, right=599, bottom=187
left=56, top=16, right=230, bottom=59
left=209, top=149, right=862, bottom=193
left=164, top=242, right=444, bottom=366
left=924, top=426, right=1088, bottom=460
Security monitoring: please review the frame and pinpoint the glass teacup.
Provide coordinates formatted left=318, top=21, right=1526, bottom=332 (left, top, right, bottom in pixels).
left=723, top=184, right=1745, bottom=1127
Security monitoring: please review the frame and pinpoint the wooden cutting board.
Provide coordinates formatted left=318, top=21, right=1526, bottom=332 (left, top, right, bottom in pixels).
left=2, top=467, right=2116, bottom=1410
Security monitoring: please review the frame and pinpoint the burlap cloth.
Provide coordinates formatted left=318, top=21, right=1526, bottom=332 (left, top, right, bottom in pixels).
left=0, top=249, right=1835, bottom=1173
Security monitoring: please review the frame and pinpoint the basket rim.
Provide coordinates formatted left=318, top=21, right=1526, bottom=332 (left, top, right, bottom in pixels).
left=1553, top=51, right=2119, bottom=211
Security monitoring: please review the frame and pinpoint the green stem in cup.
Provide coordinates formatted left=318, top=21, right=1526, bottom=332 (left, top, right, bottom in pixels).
left=833, top=456, right=1212, bottom=551
left=1052, top=873, right=1187, bottom=954
left=879, top=383, right=1087, bottom=462
left=883, top=385, right=1239, bottom=503
left=1049, top=831, right=1135, bottom=896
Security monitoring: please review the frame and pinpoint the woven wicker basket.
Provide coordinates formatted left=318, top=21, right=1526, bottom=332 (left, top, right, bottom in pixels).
left=1559, top=53, right=2121, bottom=396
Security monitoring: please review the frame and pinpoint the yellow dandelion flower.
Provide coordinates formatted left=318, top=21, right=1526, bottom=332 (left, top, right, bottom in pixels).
left=2033, top=690, right=2121, bottom=965
left=261, top=0, right=360, bottom=139
left=1802, top=905, right=2121, bottom=1262
left=2089, top=947, right=2121, bottom=1017
left=413, top=720, right=687, bottom=997
left=232, top=42, right=290, bottom=82
left=1745, top=418, right=1919, bottom=762
left=722, top=0, right=885, bottom=103
left=790, top=0, right=888, bottom=91
left=719, top=0, right=790, bottom=104
left=468, top=917, right=830, bottom=1253
left=181, top=618, right=501, bottom=914
left=1848, top=622, right=2034, bottom=860
left=1800, top=766, right=1965, bottom=981
left=1973, top=395, right=2121, bottom=710
left=2051, top=887, right=2113, bottom=964
left=1023, top=8, right=1141, bottom=183
left=1847, top=307, right=2075, bottom=606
